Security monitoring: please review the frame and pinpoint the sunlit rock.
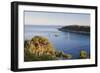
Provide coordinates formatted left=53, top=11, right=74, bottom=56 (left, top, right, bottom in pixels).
left=24, top=36, right=73, bottom=61
left=80, top=50, right=87, bottom=59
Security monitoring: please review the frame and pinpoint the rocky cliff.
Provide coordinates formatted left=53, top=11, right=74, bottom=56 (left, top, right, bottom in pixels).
left=24, top=36, right=72, bottom=61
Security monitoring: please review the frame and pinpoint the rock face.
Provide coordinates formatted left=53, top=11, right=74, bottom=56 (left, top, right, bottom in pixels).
left=24, top=36, right=57, bottom=61
left=24, top=36, right=72, bottom=61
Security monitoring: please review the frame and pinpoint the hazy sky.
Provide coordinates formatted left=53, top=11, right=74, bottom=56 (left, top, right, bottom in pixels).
left=24, top=11, right=90, bottom=26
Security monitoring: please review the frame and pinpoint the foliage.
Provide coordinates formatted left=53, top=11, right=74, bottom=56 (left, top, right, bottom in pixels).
left=80, top=50, right=87, bottom=59
left=24, top=36, right=72, bottom=61
left=62, top=54, right=72, bottom=59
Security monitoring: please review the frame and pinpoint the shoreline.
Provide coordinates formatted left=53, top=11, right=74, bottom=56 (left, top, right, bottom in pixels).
left=58, top=29, right=90, bottom=34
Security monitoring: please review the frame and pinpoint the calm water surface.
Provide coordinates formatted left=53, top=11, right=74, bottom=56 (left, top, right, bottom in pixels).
left=24, top=25, right=90, bottom=59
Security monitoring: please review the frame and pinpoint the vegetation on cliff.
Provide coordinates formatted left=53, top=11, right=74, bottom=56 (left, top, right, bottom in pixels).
left=24, top=36, right=72, bottom=61
left=80, top=50, right=87, bottom=59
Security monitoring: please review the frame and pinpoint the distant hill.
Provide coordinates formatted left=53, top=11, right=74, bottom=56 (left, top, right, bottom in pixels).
left=59, top=25, right=90, bottom=33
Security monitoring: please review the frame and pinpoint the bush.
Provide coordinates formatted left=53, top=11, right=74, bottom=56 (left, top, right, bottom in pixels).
left=80, top=50, right=87, bottom=59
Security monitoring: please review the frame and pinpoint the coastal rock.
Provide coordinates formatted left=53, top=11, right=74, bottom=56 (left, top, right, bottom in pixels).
left=80, top=50, right=87, bottom=59
left=24, top=36, right=72, bottom=61
left=24, top=36, right=57, bottom=61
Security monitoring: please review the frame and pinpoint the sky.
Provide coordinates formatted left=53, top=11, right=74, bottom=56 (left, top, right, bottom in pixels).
left=24, top=11, right=90, bottom=26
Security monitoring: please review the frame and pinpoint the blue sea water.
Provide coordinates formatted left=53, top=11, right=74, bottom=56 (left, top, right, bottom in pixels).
left=24, top=25, right=90, bottom=59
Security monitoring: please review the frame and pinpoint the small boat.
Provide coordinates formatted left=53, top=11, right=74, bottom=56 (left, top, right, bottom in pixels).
left=55, top=34, right=59, bottom=37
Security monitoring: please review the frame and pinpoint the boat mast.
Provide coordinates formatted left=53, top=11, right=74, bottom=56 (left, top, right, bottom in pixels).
left=68, top=32, right=70, bottom=40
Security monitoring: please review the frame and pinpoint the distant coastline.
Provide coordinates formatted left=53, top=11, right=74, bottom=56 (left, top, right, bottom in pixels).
left=59, top=25, right=90, bottom=34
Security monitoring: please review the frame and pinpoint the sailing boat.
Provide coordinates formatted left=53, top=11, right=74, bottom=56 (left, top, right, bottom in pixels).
left=68, top=32, right=70, bottom=40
